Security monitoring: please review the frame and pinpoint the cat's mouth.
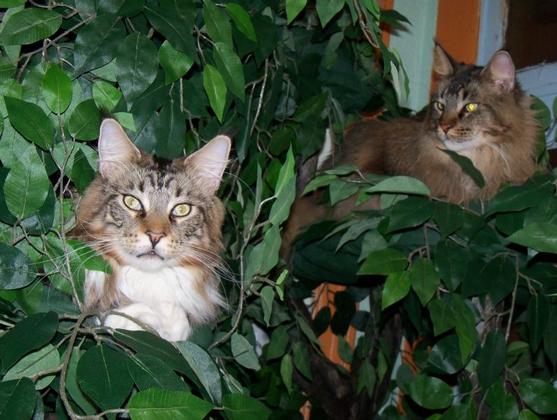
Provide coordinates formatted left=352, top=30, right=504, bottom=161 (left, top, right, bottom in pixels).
left=137, top=250, right=165, bottom=260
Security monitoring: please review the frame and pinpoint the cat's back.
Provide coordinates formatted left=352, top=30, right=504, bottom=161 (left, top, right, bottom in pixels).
left=339, top=117, right=424, bottom=174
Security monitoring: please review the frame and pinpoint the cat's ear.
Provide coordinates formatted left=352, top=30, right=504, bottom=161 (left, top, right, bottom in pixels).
left=184, top=135, right=231, bottom=194
left=433, top=43, right=456, bottom=77
left=482, top=50, right=515, bottom=92
left=98, top=119, right=141, bottom=178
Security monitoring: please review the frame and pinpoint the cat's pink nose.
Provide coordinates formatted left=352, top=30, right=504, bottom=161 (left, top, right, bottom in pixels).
left=146, top=231, right=165, bottom=247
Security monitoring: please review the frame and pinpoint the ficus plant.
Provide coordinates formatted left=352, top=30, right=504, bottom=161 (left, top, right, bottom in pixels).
left=0, top=0, right=555, bottom=419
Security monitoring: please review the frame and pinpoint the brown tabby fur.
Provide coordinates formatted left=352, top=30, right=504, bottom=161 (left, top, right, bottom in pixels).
left=283, top=46, right=540, bottom=253
left=72, top=119, right=230, bottom=340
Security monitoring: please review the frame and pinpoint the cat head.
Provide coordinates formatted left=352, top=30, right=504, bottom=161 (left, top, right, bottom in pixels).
left=429, top=44, right=522, bottom=152
left=82, top=119, right=231, bottom=271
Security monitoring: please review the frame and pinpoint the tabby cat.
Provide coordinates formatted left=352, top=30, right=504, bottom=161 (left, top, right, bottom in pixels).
left=283, top=46, right=540, bottom=252
left=74, top=119, right=231, bottom=341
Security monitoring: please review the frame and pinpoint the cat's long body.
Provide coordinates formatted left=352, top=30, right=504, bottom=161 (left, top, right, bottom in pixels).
left=283, top=47, right=540, bottom=253
left=74, top=119, right=231, bottom=341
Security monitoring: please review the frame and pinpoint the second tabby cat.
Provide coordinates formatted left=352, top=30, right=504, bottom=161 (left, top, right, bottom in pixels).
left=283, top=46, right=540, bottom=251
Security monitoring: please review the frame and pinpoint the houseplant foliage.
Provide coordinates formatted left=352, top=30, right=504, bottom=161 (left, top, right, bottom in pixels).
left=0, top=0, right=555, bottom=419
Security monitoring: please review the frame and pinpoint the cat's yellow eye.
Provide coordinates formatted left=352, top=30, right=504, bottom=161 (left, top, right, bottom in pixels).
left=434, top=101, right=445, bottom=111
left=171, top=203, right=192, bottom=218
left=123, top=195, right=142, bottom=211
left=465, top=103, right=479, bottom=113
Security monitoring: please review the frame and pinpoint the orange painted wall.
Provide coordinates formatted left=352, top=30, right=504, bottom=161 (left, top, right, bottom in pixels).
left=436, top=0, right=481, bottom=63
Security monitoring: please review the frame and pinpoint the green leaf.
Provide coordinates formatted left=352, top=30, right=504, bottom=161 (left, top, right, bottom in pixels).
left=260, top=286, right=275, bottom=326
left=4, top=344, right=60, bottom=390
left=0, top=244, right=34, bottom=289
left=531, top=96, right=551, bottom=131
left=4, top=143, right=50, bottom=219
left=222, top=393, right=271, bottom=420
left=357, top=359, right=376, bottom=397
left=507, top=222, right=557, bottom=253
left=4, top=96, right=53, bottom=149
left=520, top=378, right=557, bottom=415
left=114, top=112, right=136, bottom=131
left=231, top=333, right=260, bottom=370
left=432, top=202, right=464, bottom=239
left=387, top=197, right=433, bottom=233
left=434, top=242, right=476, bottom=291
left=226, top=3, right=257, bottom=41
left=266, top=325, right=289, bottom=361
left=0, top=312, right=58, bottom=372
left=440, top=149, right=485, bottom=188
left=428, top=298, right=455, bottom=336
left=303, top=174, right=337, bottom=195
left=409, top=258, right=440, bottom=306
left=0, top=8, right=62, bottom=45
left=427, top=334, right=464, bottom=375
left=478, top=330, right=506, bottom=389
left=155, top=100, right=186, bottom=159
left=68, top=99, right=101, bottom=141
left=77, top=344, right=134, bottom=411
left=292, top=342, right=312, bottom=380
left=213, top=42, right=245, bottom=101
left=280, top=354, right=293, bottom=394
left=0, top=0, right=26, bottom=6
left=127, top=353, right=188, bottom=391
left=528, top=294, right=549, bottom=351
left=117, top=33, right=159, bottom=102
left=203, top=0, right=233, bottom=47
left=203, top=64, right=227, bottom=122
left=316, top=0, right=345, bottom=27
left=328, top=178, right=359, bottom=205
left=70, top=149, right=96, bottom=193
left=358, top=248, right=407, bottom=275
left=128, top=388, right=213, bottom=420
left=381, top=271, right=411, bottom=310
left=73, top=14, right=126, bottom=76
left=286, top=0, right=308, bottom=24
left=42, top=64, right=72, bottom=114
left=519, top=409, right=541, bottom=420
left=488, top=179, right=554, bottom=216
left=114, top=330, right=189, bottom=373
left=159, top=40, right=194, bottom=85
left=144, top=1, right=196, bottom=59
left=176, top=341, right=222, bottom=404
left=407, top=374, right=452, bottom=410
left=0, top=378, right=36, bottom=420
left=244, top=225, right=281, bottom=283
left=92, top=80, right=122, bottom=112
left=450, top=294, right=477, bottom=363
left=366, top=176, right=430, bottom=196
left=269, top=147, right=296, bottom=226
left=66, top=348, right=96, bottom=415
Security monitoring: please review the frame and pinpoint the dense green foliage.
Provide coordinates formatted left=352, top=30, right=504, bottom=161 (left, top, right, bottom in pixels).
left=0, top=1, right=556, bottom=419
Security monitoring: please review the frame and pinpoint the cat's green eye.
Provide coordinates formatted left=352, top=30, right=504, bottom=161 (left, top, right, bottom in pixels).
left=123, top=195, right=142, bottom=211
left=434, top=101, right=445, bottom=111
left=171, top=203, right=192, bottom=218
left=465, top=103, right=479, bottom=112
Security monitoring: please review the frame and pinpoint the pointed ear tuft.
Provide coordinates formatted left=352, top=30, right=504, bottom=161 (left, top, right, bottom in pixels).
left=98, top=119, right=141, bottom=178
left=433, top=43, right=456, bottom=77
left=185, top=135, right=231, bottom=194
left=482, top=50, right=515, bottom=92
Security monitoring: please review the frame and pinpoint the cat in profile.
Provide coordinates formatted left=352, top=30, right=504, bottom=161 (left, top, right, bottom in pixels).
left=283, top=45, right=540, bottom=251
left=73, top=119, right=231, bottom=341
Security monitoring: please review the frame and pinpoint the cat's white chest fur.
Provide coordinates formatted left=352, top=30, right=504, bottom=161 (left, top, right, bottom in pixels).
left=86, top=265, right=221, bottom=342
